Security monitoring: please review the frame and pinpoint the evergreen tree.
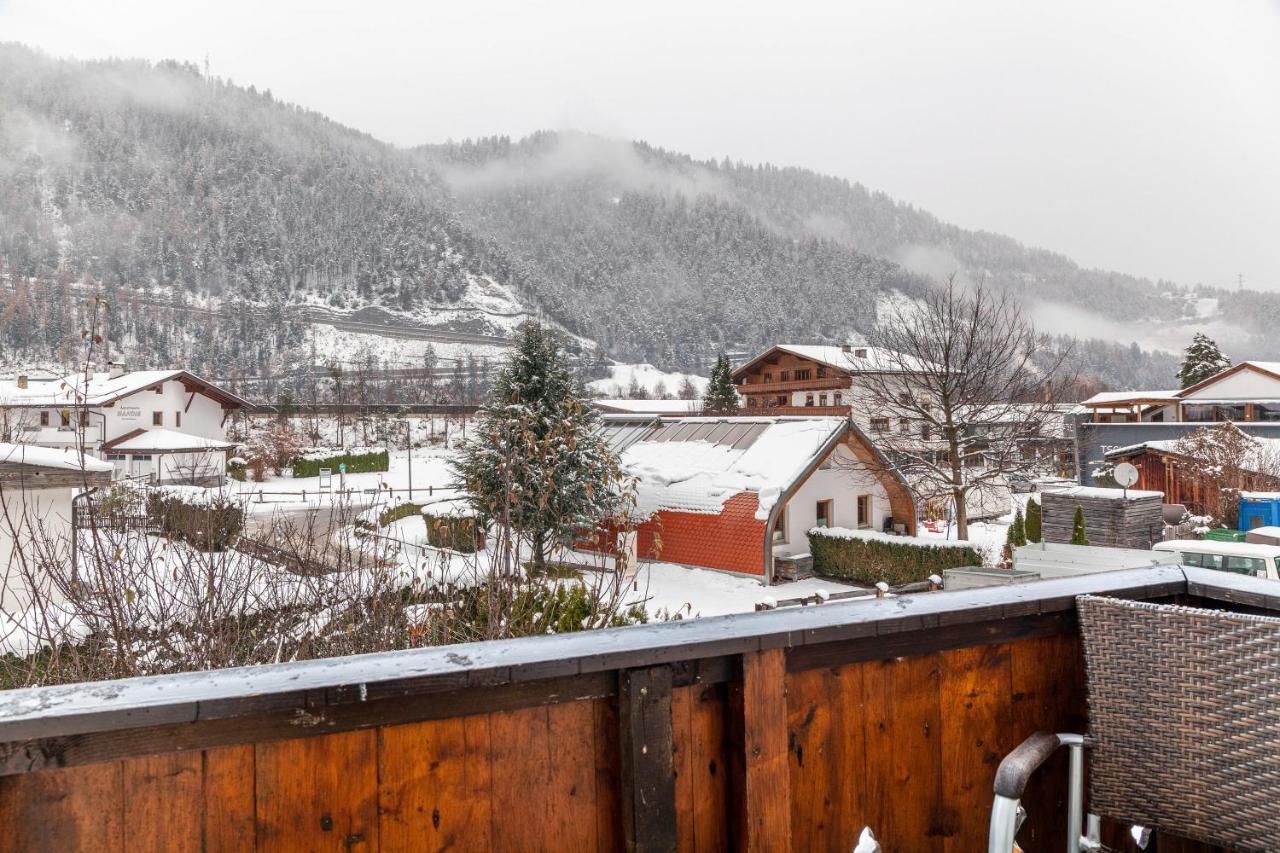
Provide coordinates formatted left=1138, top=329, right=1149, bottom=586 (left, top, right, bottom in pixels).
left=1006, top=506, right=1026, bottom=549
left=1069, top=505, right=1089, bottom=546
left=1024, top=497, right=1042, bottom=543
left=702, top=354, right=739, bottom=415
left=1179, top=332, right=1232, bottom=389
left=452, top=322, right=631, bottom=573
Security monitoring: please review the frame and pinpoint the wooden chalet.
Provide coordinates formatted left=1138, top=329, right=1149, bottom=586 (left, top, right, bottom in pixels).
left=0, top=565, right=1263, bottom=851
left=730, top=344, right=919, bottom=417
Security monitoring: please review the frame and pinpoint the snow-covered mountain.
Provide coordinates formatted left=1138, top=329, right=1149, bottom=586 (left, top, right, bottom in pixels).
left=3, top=44, right=1274, bottom=394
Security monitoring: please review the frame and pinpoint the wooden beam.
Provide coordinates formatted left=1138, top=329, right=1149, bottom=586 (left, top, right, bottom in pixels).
left=730, top=648, right=791, bottom=852
left=619, top=665, right=677, bottom=852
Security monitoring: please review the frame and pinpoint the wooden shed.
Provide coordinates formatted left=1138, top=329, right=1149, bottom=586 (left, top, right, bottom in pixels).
left=1041, top=486, right=1165, bottom=550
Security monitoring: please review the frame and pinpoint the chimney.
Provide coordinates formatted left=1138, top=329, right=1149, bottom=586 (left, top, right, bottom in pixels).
left=16, top=375, right=27, bottom=390
left=108, top=361, right=126, bottom=379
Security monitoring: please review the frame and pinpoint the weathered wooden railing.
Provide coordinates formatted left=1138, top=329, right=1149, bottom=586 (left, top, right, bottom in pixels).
left=0, top=566, right=1265, bottom=851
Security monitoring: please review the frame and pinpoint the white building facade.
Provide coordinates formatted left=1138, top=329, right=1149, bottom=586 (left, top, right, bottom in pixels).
left=0, top=366, right=247, bottom=485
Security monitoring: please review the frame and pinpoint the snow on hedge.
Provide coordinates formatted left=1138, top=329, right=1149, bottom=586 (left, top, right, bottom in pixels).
left=810, top=525, right=977, bottom=550
left=296, top=445, right=385, bottom=461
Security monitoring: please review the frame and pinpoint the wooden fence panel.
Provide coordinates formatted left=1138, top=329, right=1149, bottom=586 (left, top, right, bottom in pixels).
left=0, top=760, right=123, bottom=852
left=672, top=682, right=730, bottom=852
left=860, top=653, right=945, bottom=851
left=378, top=714, right=493, bottom=852
left=204, top=745, right=257, bottom=852
left=122, top=751, right=204, bottom=853
left=255, top=729, right=380, bottom=852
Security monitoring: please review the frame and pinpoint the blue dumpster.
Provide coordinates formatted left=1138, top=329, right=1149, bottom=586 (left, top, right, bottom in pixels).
left=1239, top=495, right=1280, bottom=531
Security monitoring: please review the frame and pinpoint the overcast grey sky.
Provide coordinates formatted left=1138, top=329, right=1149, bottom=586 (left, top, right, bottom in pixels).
left=2, top=0, right=1277, bottom=290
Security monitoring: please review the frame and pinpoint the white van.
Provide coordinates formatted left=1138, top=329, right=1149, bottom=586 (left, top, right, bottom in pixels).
left=1152, top=540, right=1280, bottom=580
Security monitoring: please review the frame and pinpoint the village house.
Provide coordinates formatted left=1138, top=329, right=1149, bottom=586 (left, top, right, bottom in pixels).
left=0, top=363, right=248, bottom=486
left=591, top=415, right=915, bottom=583
left=1077, top=361, right=1280, bottom=488
left=730, top=344, right=925, bottom=428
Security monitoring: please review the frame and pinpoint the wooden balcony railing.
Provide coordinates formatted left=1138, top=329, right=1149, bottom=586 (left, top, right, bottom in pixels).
left=0, top=566, right=1256, bottom=852
left=736, top=376, right=852, bottom=393
left=747, top=405, right=851, bottom=416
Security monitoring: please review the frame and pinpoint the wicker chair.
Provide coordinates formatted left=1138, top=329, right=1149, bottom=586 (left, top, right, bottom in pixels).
left=989, top=594, right=1280, bottom=853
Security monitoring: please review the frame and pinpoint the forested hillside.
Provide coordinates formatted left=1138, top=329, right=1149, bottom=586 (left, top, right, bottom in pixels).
left=417, top=133, right=1214, bottom=385
left=2, top=44, right=1267, bottom=394
left=0, top=44, right=535, bottom=382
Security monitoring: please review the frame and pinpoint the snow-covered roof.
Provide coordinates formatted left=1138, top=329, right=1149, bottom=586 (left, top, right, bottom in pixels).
left=1106, top=434, right=1280, bottom=475
left=770, top=345, right=928, bottom=374
left=1079, top=390, right=1180, bottom=407
left=593, top=399, right=702, bottom=415
left=620, top=417, right=847, bottom=519
left=103, top=429, right=236, bottom=453
left=1043, top=485, right=1163, bottom=501
left=0, top=369, right=248, bottom=409
left=0, top=443, right=113, bottom=472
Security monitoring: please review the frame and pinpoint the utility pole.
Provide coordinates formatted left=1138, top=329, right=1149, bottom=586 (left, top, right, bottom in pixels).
left=1238, top=273, right=1245, bottom=292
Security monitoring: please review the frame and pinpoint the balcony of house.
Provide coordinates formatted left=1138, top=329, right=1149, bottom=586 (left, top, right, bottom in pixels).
left=736, top=375, right=852, bottom=394
left=0, top=565, right=1265, bottom=851
left=747, top=403, right=851, bottom=416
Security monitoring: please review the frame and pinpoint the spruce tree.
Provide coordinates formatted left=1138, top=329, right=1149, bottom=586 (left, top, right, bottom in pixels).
left=1006, top=506, right=1026, bottom=548
left=702, top=354, right=740, bottom=415
left=1069, top=505, right=1089, bottom=546
left=453, top=322, right=631, bottom=573
left=1024, top=497, right=1042, bottom=543
left=1179, top=332, right=1232, bottom=389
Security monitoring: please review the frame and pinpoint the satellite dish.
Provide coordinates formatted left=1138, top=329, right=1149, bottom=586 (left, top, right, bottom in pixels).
left=1113, top=462, right=1139, bottom=489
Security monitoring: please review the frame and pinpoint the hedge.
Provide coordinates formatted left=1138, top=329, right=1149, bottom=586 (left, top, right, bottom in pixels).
left=146, top=492, right=244, bottom=552
left=291, top=449, right=389, bottom=479
left=807, top=527, right=981, bottom=586
left=425, top=513, right=480, bottom=553
left=378, top=501, right=423, bottom=528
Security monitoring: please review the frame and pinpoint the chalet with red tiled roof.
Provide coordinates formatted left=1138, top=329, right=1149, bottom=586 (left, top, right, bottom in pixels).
left=592, top=415, right=915, bottom=583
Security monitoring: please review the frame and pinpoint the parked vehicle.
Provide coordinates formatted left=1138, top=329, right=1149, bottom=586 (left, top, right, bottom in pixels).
left=1152, top=539, right=1280, bottom=580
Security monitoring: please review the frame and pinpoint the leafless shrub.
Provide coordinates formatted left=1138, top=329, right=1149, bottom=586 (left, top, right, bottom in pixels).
left=0, top=483, right=647, bottom=688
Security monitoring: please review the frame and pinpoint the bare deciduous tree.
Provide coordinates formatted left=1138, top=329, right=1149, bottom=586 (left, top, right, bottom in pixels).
left=1173, top=423, right=1280, bottom=527
left=855, top=275, right=1073, bottom=538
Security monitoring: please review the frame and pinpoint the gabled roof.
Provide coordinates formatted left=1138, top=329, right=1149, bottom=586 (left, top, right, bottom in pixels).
left=1082, top=361, right=1280, bottom=409
left=1176, top=361, right=1280, bottom=399
left=101, top=428, right=237, bottom=454
left=730, top=344, right=928, bottom=381
left=619, top=416, right=849, bottom=518
left=1079, top=390, right=1180, bottom=408
left=0, top=370, right=250, bottom=410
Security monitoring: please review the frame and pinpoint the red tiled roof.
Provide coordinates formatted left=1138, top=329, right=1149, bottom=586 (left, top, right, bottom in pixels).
left=636, top=491, right=766, bottom=576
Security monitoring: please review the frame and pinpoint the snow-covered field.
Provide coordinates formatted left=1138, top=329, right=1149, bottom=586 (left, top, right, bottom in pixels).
left=587, top=363, right=708, bottom=398
left=303, top=324, right=510, bottom=368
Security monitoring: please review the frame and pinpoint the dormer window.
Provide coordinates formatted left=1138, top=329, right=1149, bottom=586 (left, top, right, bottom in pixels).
left=854, top=348, right=868, bottom=359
